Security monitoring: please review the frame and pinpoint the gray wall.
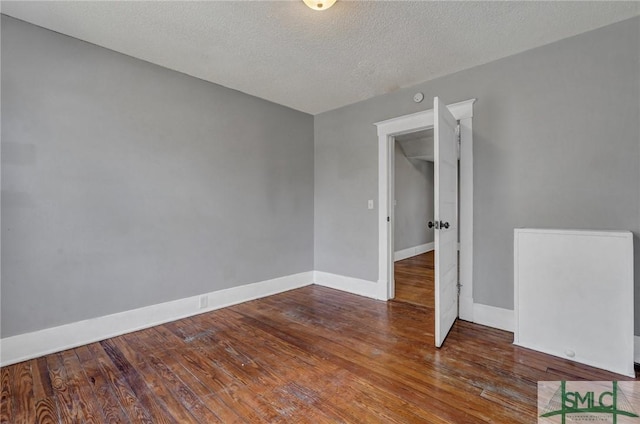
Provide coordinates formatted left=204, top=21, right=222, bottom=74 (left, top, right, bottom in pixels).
left=2, top=15, right=639, bottom=337
left=1, top=16, right=314, bottom=337
left=314, top=18, right=640, bottom=329
left=394, top=144, right=434, bottom=251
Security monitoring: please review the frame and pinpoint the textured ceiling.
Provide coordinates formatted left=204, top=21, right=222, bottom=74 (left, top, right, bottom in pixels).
left=2, top=1, right=639, bottom=115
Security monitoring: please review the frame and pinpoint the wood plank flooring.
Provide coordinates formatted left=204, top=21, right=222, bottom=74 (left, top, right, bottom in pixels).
left=394, top=251, right=435, bottom=309
left=2, top=281, right=638, bottom=423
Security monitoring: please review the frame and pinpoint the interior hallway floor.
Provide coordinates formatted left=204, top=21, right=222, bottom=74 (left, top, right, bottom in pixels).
left=393, top=250, right=435, bottom=309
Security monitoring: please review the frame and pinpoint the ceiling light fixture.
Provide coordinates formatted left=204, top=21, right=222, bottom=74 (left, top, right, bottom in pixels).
left=303, top=0, right=336, bottom=11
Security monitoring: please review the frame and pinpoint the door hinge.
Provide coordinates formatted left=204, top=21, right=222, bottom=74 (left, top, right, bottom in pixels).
left=387, top=216, right=390, bottom=222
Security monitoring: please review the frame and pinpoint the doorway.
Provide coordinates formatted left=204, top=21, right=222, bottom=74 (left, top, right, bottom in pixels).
left=374, top=98, right=475, bottom=343
left=393, top=129, right=436, bottom=309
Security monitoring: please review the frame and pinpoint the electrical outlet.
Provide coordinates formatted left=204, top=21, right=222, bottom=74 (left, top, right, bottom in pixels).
left=199, top=295, right=208, bottom=309
left=368, top=200, right=374, bottom=210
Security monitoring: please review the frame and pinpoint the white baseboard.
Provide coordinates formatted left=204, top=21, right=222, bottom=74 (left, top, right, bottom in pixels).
left=394, top=242, right=434, bottom=262
left=7, top=269, right=582, bottom=367
left=313, top=271, right=382, bottom=300
left=0, top=272, right=313, bottom=367
left=473, top=303, right=514, bottom=332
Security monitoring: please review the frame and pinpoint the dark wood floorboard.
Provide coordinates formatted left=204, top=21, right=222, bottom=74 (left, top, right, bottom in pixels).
left=2, top=270, right=638, bottom=423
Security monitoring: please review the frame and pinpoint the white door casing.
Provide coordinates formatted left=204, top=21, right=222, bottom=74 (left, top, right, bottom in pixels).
left=433, top=96, right=459, bottom=347
left=374, top=99, right=475, bottom=323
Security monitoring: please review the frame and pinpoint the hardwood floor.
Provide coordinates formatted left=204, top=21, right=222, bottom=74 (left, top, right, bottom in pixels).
left=2, top=284, right=638, bottom=423
left=394, top=251, right=434, bottom=309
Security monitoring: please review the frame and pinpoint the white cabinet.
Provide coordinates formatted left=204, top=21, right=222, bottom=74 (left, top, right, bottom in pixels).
left=514, top=228, right=634, bottom=377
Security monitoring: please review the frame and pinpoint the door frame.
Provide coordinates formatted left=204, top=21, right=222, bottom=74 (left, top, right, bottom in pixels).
left=374, top=98, right=475, bottom=321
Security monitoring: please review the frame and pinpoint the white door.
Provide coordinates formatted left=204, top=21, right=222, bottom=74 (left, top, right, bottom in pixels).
left=433, top=97, right=459, bottom=347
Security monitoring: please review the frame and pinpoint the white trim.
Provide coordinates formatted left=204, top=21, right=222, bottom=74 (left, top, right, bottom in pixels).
left=374, top=99, right=475, bottom=133
left=635, top=336, right=640, bottom=364
left=313, top=271, right=382, bottom=300
left=394, top=242, right=434, bottom=262
left=375, top=99, right=475, bottom=319
left=457, top=115, right=473, bottom=321
left=0, top=272, right=313, bottom=367
left=472, top=303, right=514, bottom=332
left=459, top=296, right=474, bottom=322
left=0, top=269, right=528, bottom=366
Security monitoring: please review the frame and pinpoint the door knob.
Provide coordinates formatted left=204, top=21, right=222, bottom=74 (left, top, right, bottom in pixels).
left=429, top=221, right=450, bottom=229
